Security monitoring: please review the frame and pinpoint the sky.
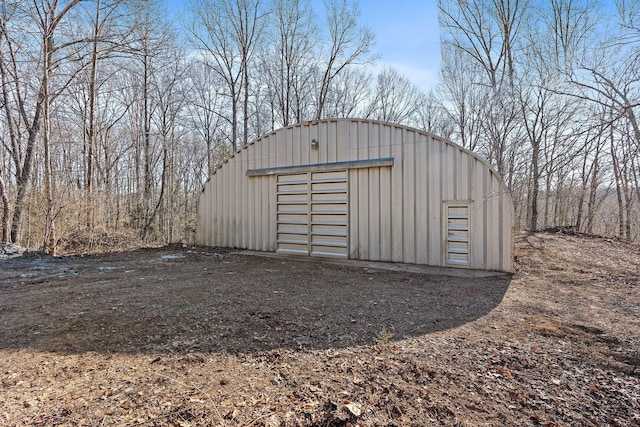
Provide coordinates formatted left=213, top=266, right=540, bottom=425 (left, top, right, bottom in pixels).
left=167, top=0, right=442, bottom=92
left=334, top=0, right=441, bottom=92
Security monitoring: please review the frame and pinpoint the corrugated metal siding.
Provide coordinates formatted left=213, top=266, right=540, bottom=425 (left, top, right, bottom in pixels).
left=196, top=119, right=513, bottom=272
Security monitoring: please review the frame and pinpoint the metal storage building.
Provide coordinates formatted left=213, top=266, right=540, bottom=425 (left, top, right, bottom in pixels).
left=196, top=119, right=513, bottom=272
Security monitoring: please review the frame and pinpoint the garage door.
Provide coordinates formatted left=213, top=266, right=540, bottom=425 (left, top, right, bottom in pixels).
left=276, top=170, right=348, bottom=258
left=445, top=203, right=470, bottom=266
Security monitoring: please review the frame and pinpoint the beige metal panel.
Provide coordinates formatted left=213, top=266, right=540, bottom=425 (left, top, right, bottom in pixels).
left=481, top=164, right=490, bottom=268
left=375, top=123, right=393, bottom=262
left=229, top=155, right=237, bottom=247
left=400, top=129, right=414, bottom=263
left=368, top=166, right=381, bottom=261
left=237, top=153, right=245, bottom=248
left=335, top=120, right=349, bottom=162
left=356, top=120, right=370, bottom=160
left=305, top=123, right=316, bottom=166
left=242, top=150, right=250, bottom=249
left=260, top=136, right=270, bottom=213
left=247, top=143, right=256, bottom=250
left=428, top=137, right=442, bottom=266
left=467, top=156, right=478, bottom=268
left=228, top=155, right=235, bottom=247
left=368, top=122, right=380, bottom=159
left=390, top=125, right=404, bottom=262
left=292, top=125, right=301, bottom=165
left=415, top=133, right=428, bottom=264
left=212, top=173, right=219, bottom=246
left=444, top=143, right=455, bottom=201
left=221, top=165, right=227, bottom=247
left=224, top=155, right=236, bottom=247
left=504, top=189, right=514, bottom=271
left=462, top=151, right=472, bottom=201
left=360, top=122, right=380, bottom=261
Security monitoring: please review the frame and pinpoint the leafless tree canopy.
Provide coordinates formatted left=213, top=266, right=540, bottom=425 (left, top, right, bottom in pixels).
left=0, top=0, right=637, bottom=251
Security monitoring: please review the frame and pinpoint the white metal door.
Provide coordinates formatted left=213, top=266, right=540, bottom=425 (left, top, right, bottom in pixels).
left=276, top=173, right=309, bottom=255
left=309, top=170, right=348, bottom=257
left=445, top=203, right=470, bottom=266
left=276, top=170, right=348, bottom=258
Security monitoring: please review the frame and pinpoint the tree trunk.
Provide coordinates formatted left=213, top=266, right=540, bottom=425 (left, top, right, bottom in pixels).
left=142, top=44, right=153, bottom=238
left=0, top=174, right=9, bottom=242
left=243, top=48, right=249, bottom=147
left=529, top=139, right=540, bottom=232
left=231, top=93, right=238, bottom=151
left=86, top=0, right=101, bottom=231
left=544, top=172, right=552, bottom=227
left=42, top=26, right=56, bottom=255
left=622, top=170, right=632, bottom=240
left=611, top=134, right=624, bottom=238
left=1, top=47, right=42, bottom=245
left=586, top=156, right=599, bottom=234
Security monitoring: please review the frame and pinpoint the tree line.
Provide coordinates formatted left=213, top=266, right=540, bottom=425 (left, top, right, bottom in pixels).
left=0, top=0, right=638, bottom=254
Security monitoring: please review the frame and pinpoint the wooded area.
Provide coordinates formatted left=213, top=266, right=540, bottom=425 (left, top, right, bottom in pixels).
left=0, top=0, right=638, bottom=254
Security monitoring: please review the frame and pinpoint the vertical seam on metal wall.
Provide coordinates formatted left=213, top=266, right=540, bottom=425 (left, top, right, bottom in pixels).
left=498, top=175, right=504, bottom=271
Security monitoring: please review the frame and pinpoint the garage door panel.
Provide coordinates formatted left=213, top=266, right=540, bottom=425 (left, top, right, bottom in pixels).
left=278, top=223, right=308, bottom=234
left=311, top=234, right=348, bottom=246
left=277, top=193, right=307, bottom=203
left=278, top=183, right=308, bottom=193
left=311, top=182, right=347, bottom=192
left=311, top=203, right=347, bottom=213
left=277, top=213, right=308, bottom=223
left=277, top=233, right=309, bottom=243
left=278, top=173, right=308, bottom=183
left=277, top=242, right=309, bottom=255
left=311, top=192, right=347, bottom=202
left=311, top=225, right=348, bottom=237
left=310, top=244, right=348, bottom=258
left=311, top=171, right=346, bottom=181
left=311, top=214, right=347, bottom=225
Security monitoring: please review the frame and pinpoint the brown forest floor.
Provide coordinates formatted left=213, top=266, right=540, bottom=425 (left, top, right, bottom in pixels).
left=0, top=231, right=638, bottom=426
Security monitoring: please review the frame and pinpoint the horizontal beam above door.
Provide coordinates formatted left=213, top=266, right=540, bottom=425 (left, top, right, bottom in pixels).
left=247, top=157, right=394, bottom=177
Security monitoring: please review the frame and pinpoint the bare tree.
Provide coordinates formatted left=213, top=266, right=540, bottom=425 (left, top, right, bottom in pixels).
left=322, top=66, right=371, bottom=119
left=0, top=0, right=94, bottom=250
left=0, top=173, right=8, bottom=242
left=415, top=90, right=454, bottom=139
left=438, top=0, right=527, bottom=90
left=81, top=0, right=133, bottom=231
left=189, top=0, right=266, bottom=150
left=438, top=46, right=485, bottom=151
left=439, top=0, right=528, bottom=181
left=260, top=0, right=317, bottom=128
left=315, top=0, right=374, bottom=119
left=366, top=66, right=423, bottom=124
left=186, top=60, right=229, bottom=176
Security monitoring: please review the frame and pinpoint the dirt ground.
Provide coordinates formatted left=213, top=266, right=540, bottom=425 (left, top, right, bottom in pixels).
left=0, top=231, right=638, bottom=426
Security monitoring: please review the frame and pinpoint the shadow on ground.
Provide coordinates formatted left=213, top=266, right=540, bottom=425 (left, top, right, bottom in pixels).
left=0, top=247, right=511, bottom=355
